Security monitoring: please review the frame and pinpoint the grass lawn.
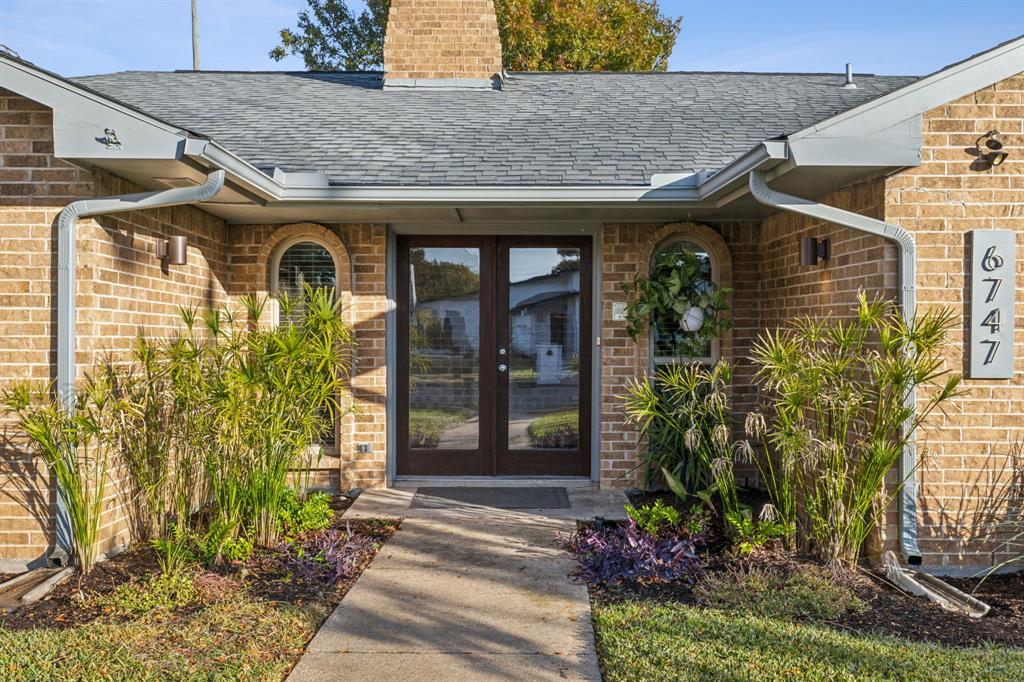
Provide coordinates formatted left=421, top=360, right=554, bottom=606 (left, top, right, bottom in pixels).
left=593, top=565, right=1024, bottom=682
left=594, top=601, right=1024, bottom=681
left=0, top=596, right=324, bottom=681
left=0, top=513, right=398, bottom=681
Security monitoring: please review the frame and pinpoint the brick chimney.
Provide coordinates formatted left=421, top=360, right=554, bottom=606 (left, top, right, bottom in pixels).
left=383, top=0, right=503, bottom=89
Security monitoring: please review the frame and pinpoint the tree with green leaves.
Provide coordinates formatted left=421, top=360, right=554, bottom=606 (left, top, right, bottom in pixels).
left=271, top=0, right=681, bottom=72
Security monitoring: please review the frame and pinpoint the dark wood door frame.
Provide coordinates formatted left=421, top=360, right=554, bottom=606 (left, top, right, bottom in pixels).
left=495, top=236, right=592, bottom=477
left=395, top=234, right=592, bottom=477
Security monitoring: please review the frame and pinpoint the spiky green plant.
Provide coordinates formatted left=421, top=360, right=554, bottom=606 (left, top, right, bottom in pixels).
left=4, top=373, right=116, bottom=577
left=623, top=361, right=743, bottom=527
left=751, top=293, right=964, bottom=569
left=198, top=286, right=353, bottom=557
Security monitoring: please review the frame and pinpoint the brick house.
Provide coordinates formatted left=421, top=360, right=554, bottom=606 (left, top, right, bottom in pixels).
left=0, top=2, right=1021, bottom=575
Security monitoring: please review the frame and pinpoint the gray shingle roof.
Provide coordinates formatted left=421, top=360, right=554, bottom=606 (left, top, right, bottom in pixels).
left=72, top=70, right=918, bottom=186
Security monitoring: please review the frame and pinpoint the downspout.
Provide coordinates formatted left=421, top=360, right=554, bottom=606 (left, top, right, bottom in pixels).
left=53, top=170, right=225, bottom=563
left=748, top=170, right=922, bottom=566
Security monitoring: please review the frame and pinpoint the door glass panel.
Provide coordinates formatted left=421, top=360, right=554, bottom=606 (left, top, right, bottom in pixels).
left=507, top=248, right=581, bottom=450
left=408, top=247, right=481, bottom=449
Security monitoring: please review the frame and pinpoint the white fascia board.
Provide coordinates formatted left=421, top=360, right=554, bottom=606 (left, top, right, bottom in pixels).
left=788, top=132, right=921, bottom=167
left=0, top=57, right=191, bottom=160
left=790, top=36, right=1024, bottom=141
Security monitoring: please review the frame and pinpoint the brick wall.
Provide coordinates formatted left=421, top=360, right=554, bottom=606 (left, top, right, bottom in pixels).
left=1, top=92, right=84, bottom=569
left=0, top=91, right=232, bottom=569
left=757, top=176, right=903, bottom=555
left=759, top=177, right=899, bottom=329
left=384, top=0, right=503, bottom=81
left=885, top=73, right=1024, bottom=570
left=228, top=223, right=389, bottom=491
left=598, top=221, right=762, bottom=489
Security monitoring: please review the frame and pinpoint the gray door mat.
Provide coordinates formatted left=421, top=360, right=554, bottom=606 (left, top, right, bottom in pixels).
left=411, top=486, right=571, bottom=510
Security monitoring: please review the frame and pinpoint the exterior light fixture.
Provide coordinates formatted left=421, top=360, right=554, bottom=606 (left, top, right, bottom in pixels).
left=155, top=235, right=188, bottom=266
left=800, top=236, right=831, bottom=266
left=970, top=130, right=1009, bottom=170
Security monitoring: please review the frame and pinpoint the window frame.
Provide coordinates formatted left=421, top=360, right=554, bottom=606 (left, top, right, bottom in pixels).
left=269, top=235, right=342, bottom=327
left=649, top=235, right=720, bottom=368
left=269, top=235, right=343, bottom=452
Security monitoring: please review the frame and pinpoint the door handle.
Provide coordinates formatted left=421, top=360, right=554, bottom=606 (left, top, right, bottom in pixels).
left=498, top=364, right=508, bottom=373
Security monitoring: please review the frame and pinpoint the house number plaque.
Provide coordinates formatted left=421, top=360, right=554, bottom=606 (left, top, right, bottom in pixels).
left=970, top=230, right=1016, bottom=379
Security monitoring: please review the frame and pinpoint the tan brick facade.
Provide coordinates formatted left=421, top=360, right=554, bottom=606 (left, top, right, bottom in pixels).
left=598, top=221, right=762, bottom=489
left=885, top=74, right=1024, bottom=569
left=384, top=0, right=503, bottom=82
left=229, top=222, right=389, bottom=491
left=1, top=68, right=1022, bottom=572
left=0, top=91, right=232, bottom=568
left=0, top=94, right=389, bottom=568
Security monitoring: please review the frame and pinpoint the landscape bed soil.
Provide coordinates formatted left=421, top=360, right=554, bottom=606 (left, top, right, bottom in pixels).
left=1, top=495, right=399, bottom=631
left=605, top=490, right=1024, bottom=649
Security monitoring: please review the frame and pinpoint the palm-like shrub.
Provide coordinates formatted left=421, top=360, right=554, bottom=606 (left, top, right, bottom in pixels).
left=5, top=285, right=354, bottom=574
left=202, top=289, right=353, bottom=554
left=623, top=361, right=742, bottom=526
left=751, top=294, right=963, bottom=569
left=4, top=374, right=117, bottom=576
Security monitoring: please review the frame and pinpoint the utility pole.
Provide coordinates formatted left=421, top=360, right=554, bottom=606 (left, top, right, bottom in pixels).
left=191, top=0, right=200, bottom=70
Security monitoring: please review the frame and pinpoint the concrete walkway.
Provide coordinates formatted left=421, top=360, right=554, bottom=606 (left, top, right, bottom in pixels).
left=287, top=487, right=628, bottom=682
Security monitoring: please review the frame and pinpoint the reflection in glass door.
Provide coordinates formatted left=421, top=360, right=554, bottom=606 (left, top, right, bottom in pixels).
left=397, top=237, right=492, bottom=476
left=497, top=238, right=591, bottom=476
left=396, top=235, right=590, bottom=477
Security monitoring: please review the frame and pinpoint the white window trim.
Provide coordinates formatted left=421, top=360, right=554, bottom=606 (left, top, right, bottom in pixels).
left=269, top=234, right=343, bottom=327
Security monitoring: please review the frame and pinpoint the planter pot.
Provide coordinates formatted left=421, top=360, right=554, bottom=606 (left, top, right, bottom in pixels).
left=679, top=306, right=705, bottom=332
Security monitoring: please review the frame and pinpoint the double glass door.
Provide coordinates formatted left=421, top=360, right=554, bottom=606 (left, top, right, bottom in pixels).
left=396, top=235, right=592, bottom=476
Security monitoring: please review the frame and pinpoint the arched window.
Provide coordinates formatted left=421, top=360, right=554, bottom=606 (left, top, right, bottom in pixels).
left=274, top=240, right=338, bottom=324
left=271, top=238, right=340, bottom=446
left=650, top=238, right=717, bottom=366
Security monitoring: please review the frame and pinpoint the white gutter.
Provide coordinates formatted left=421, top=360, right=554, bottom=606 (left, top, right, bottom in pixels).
left=54, top=170, right=225, bottom=562
left=748, top=170, right=922, bottom=566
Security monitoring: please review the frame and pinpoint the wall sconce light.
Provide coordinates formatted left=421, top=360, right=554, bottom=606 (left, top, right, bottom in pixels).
left=800, top=236, right=831, bottom=266
left=155, top=235, right=188, bottom=266
left=970, top=130, right=1009, bottom=171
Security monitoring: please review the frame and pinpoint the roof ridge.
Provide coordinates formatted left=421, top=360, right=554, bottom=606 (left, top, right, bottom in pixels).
left=74, top=69, right=920, bottom=79
left=507, top=70, right=911, bottom=77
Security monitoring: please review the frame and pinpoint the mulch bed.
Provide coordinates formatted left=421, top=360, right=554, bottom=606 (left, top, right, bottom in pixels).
left=590, top=490, right=1024, bottom=649
left=837, top=570, right=1024, bottom=648
left=0, top=494, right=399, bottom=631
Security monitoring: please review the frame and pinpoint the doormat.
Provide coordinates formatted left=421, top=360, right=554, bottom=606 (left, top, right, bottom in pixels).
left=411, top=486, right=571, bottom=510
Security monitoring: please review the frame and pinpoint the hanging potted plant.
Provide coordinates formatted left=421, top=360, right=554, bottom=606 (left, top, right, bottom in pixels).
left=621, top=243, right=732, bottom=357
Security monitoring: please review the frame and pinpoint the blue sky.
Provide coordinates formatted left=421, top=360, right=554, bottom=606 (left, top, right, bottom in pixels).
left=0, top=1, right=1021, bottom=77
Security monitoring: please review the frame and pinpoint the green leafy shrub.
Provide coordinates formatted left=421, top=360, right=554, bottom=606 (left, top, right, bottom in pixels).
left=684, top=507, right=713, bottom=537
left=725, top=511, right=793, bottom=557
left=621, top=242, right=732, bottom=358
left=625, top=500, right=681, bottom=536
left=751, top=294, right=963, bottom=569
left=277, top=490, right=334, bottom=536
left=196, top=522, right=254, bottom=566
left=623, top=361, right=743, bottom=533
left=96, top=572, right=198, bottom=616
